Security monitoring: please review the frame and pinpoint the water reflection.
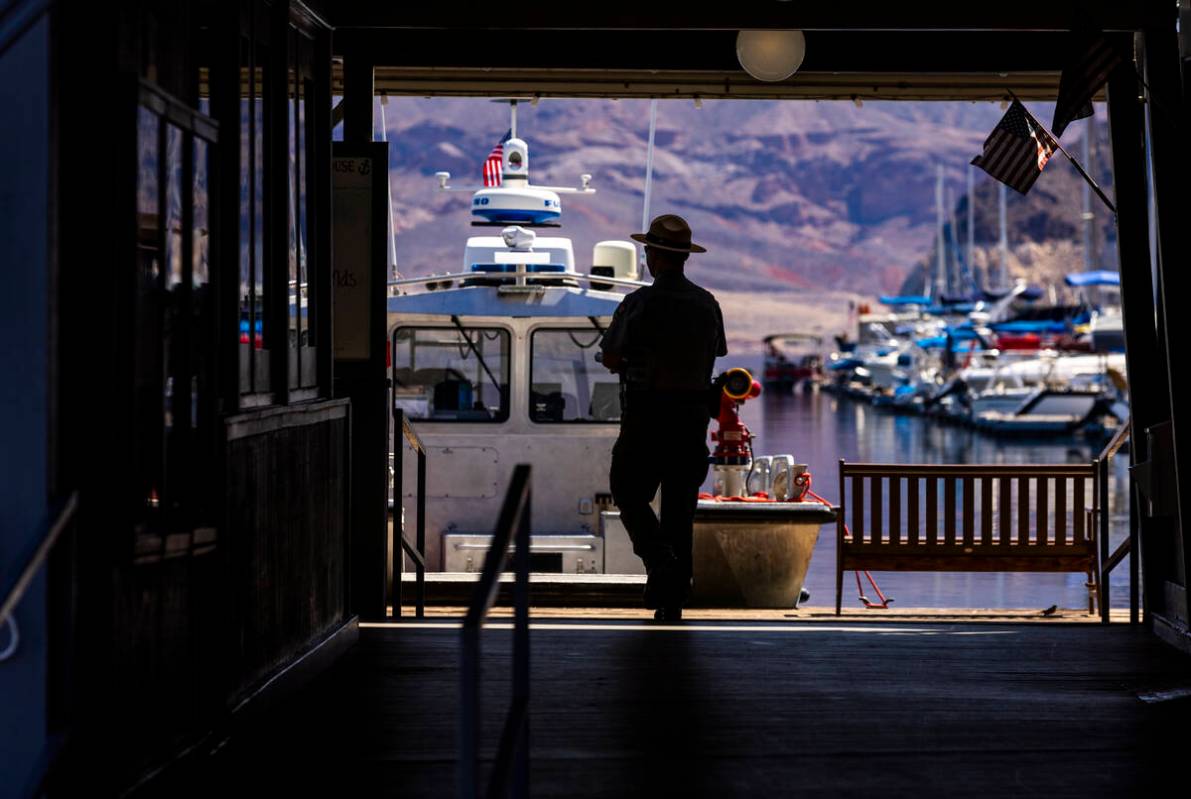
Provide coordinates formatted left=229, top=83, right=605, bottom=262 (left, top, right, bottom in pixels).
left=752, top=390, right=1132, bottom=610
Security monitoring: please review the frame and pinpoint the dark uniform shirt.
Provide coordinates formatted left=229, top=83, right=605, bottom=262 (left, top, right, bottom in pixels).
left=599, top=271, right=728, bottom=394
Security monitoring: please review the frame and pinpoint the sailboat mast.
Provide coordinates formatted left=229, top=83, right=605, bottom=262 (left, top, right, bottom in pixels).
left=935, top=163, right=946, bottom=298
left=998, top=181, right=1008, bottom=291
left=1082, top=116, right=1093, bottom=272
left=947, top=186, right=961, bottom=295
left=966, top=163, right=975, bottom=291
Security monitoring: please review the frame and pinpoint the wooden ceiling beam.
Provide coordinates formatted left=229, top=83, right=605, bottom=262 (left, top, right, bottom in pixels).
left=313, top=0, right=1160, bottom=32
left=333, top=30, right=1102, bottom=73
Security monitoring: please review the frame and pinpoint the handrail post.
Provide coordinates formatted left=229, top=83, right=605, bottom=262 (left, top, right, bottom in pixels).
left=1098, top=457, right=1109, bottom=623
left=417, top=444, right=427, bottom=619
left=390, top=387, right=428, bottom=619
left=511, top=483, right=531, bottom=798
left=458, top=623, right=480, bottom=799
left=458, top=465, right=532, bottom=799
left=392, top=409, right=403, bottom=618
left=1129, top=468, right=1140, bottom=625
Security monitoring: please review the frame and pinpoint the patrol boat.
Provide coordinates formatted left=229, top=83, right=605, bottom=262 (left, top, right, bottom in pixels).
left=387, top=127, right=835, bottom=605
left=387, top=129, right=644, bottom=575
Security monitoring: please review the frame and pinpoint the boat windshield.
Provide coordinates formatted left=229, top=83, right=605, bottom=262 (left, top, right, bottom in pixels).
left=530, top=327, right=621, bottom=423
left=392, top=326, right=510, bottom=422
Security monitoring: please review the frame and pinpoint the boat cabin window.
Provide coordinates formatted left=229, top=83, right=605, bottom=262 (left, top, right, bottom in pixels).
left=392, top=326, right=510, bottom=422
left=530, top=328, right=621, bottom=423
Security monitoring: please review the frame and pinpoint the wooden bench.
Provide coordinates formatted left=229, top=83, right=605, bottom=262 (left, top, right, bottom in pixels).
left=836, top=460, right=1100, bottom=615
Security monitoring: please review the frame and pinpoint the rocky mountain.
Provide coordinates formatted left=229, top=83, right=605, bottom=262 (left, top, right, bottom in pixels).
left=375, top=97, right=1114, bottom=350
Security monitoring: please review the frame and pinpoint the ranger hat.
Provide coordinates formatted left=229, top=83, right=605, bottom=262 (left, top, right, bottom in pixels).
left=630, top=214, right=707, bottom=254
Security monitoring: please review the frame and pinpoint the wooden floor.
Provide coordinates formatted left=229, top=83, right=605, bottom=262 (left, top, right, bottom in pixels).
left=173, top=614, right=1190, bottom=797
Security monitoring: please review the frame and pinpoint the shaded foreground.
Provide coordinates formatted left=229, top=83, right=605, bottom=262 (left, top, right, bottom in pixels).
left=155, top=616, right=1189, bottom=797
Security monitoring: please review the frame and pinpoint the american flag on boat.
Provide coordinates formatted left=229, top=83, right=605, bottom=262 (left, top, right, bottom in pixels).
left=970, top=100, right=1058, bottom=195
left=482, top=129, right=512, bottom=187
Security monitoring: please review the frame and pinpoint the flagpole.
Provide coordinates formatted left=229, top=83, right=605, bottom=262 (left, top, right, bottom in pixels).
left=1008, top=90, right=1117, bottom=215
left=966, top=163, right=975, bottom=292
left=1055, top=140, right=1116, bottom=214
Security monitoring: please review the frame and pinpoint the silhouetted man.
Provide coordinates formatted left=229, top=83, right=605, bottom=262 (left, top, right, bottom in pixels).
left=599, top=214, right=727, bottom=621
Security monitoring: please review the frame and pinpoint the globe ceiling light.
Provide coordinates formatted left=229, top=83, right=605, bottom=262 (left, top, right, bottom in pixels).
left=735, top=29, right=807, bottom=82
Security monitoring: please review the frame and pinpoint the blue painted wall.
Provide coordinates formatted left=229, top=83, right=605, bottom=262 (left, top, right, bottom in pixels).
left=0, top=12, right=50, bottom=799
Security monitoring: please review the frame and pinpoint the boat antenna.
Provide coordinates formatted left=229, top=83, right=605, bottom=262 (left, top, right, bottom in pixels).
left=378, top=93, right=399, bottom=280
left=510, top=98, right=517, bottom=139
left=641, top=99, right=658, bottom=267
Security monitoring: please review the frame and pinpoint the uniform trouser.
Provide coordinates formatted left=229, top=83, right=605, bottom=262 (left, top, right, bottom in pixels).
left=609, top=401, right=711, bottom=581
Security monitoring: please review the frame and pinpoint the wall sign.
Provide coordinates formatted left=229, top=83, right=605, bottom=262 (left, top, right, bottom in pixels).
left=332, top=155, right=374, bottom=360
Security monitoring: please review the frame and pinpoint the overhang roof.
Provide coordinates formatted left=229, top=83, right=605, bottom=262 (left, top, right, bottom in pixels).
left=329, top=26, right=1140, bottom=101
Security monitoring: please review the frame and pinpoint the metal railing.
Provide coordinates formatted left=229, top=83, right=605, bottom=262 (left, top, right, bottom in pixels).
left=390, top=407, right=428, bottom=618
left=459, top=464, right=531, bottom=799
left=388, top=269, right=648, bottom=293
left=1, top=491, right=78, bottom=662
left=1095, top=419, right=1137, bottom=624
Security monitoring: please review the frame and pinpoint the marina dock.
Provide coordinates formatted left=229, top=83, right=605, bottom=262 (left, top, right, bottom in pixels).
left=10, top=3, right=1191, bottom=795
left=163, top=613, right=1186, bottom=797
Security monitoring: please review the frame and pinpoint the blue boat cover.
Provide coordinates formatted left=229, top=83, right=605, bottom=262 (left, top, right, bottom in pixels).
left=924, top=303, right=978, bottom=315
left=879, top=295, right=932, bottom=306
left=989, top=319, right=1070, bottom=333
left=1064, top=270, right=1121, bottom=287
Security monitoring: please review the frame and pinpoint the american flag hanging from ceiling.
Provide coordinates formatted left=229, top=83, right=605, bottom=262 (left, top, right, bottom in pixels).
left=970, top=100, right=1058, bottom=195
left=482, top=129, right=512, bottom=187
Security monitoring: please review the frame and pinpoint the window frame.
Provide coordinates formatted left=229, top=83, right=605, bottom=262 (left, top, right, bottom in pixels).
left=216, top=0, right=330, bottom=408
left=390, top=324, right=513, bottom=424
left=134, top=79, right=220, bottom=527
left=528, top=324, right=621, bottom=425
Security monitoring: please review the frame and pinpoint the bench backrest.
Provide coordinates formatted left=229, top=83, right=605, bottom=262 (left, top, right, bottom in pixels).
left=838, top=461, right=1098, bottom=550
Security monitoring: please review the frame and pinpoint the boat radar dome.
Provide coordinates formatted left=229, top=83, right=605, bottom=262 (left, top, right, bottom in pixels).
left=471, top=136, right=563, bottom=225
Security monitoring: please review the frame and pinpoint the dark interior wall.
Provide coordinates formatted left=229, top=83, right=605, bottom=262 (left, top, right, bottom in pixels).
left=224, top=402, right=349, bottom=695
left=0, top=8, right=52, bottom=794
left=49, top=1, right=349, bottom=791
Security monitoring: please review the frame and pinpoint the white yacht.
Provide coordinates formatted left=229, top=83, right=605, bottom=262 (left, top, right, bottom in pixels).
left=386, top=133, right=643, bottom=574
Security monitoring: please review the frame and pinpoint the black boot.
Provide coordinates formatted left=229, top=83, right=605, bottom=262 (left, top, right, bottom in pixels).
left=653, top=606, right=683, bottom=622
left=643, top=549, right=678, bottom=610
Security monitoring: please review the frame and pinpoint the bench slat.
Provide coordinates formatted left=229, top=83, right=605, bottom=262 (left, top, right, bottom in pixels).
left=944, top=478, right=957, bottom=546
left=889, top=476, right=901, bottom=544
left=980, top=477, right=993, bottom=546
left=926, top=478, right=938, bottom=546
left=999, top=477, right=1011, bottom=547
left=1018, top=477, right=1030, bottom=547
left=870, top=476, right=883, bottom=544
left=1056, top=476, right=1067, bottom=546
left=963, top=477, right=975, bottom=547
left=1073, top=477, right=1086, bottom=544
left=841, top=463, right=1096, bottom=477
left=852, top=475, right=865, bottom=543
left=907, top=477, right=919, bottom=546
left=1036, top=476, right=1049, bottom=546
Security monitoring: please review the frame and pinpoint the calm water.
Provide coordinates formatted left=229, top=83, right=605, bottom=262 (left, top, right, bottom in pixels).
left=731, top=387, right=1132, bottom=611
